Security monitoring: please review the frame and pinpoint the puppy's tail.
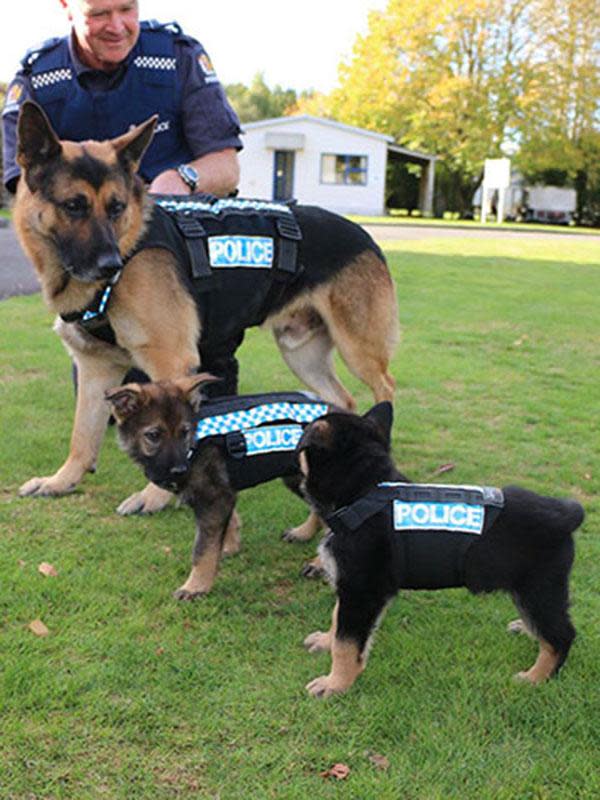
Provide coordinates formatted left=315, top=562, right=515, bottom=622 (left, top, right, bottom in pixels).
left=505, top=487, right=585, bottom=540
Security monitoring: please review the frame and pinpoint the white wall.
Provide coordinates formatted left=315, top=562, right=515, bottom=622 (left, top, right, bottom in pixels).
left=238, top=119, right=387, bottom=216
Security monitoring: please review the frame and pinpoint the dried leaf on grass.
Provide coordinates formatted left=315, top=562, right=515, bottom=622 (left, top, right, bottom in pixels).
left=38, top=562, right=58, bottom=577
left=368, top=752, right=390, bottom=770
left=28, top=619, right=49, bottom=637
left=320, top=763, right=350, bottom=780
left=431, top=462, right=455, bottom=476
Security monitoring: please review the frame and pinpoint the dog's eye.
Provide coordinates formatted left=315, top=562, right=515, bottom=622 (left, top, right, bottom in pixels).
left=144, top=428, right=162, bottom=444
left=61, top=196, right=89, bottom=218
left=107, top=198, right=127, bottom=221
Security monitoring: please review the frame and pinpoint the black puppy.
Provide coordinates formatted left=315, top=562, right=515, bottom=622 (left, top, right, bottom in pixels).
left=297, top=403, right=583, bottom=697
left=106, top=375, right=330, bottom=598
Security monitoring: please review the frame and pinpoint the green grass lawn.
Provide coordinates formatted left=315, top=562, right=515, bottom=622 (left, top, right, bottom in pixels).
left=1, top=235, right=599, bottom=799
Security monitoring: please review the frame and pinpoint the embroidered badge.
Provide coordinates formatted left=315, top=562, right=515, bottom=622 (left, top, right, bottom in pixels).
left=198, top=52, right=216, bottom=76
left=242, top=424, right=304, bottom=456
left=2, top=81, right=24, bottom=115
left=208, top=236, right=274, bottom=269
left=393, top=501, right=485, bottom=535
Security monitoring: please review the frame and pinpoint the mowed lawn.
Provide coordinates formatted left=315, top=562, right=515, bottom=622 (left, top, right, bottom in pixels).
left=1, top=234, right=599, bottom=799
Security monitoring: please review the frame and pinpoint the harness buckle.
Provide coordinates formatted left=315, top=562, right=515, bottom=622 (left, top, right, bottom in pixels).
left=225, top=431, right=247, bottom=459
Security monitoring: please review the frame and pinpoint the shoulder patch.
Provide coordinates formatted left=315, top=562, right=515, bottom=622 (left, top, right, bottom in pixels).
left=2, top=81, right=25, bottom=116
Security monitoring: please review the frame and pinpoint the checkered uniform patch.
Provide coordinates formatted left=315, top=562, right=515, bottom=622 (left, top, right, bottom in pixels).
left=156, top=197, right=294, bottom=216
left=31, top=68, right=72, bottom=90
left=195, top=402, right=329, bottom=441
left=133, top=56, right=176, bottom=71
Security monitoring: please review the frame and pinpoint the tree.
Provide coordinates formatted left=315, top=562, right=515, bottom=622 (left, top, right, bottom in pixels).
left=515, top=0, right=600, bottom=222
left=295, top=0, right=599, bottom=218
left=225, top=73, right=298, bottom=123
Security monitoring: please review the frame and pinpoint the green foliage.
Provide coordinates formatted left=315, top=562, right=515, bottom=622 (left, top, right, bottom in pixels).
left=294, top=0, right=599, bottom=217
left=225, top=72, right=299, bottom=123
left=1, top=234, right=600, bottom=796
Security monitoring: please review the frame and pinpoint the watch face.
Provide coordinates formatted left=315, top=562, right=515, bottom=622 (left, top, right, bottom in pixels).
left=178, top=164, right=198, bottom=189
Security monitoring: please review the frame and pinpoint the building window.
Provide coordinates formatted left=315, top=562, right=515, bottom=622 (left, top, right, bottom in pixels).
left=321, top=154, right=368, bottom=185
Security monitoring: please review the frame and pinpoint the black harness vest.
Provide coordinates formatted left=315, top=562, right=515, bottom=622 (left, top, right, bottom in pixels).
left=60, top=195, right=303, bottom=361
left=190, top=391, right=330, bottom=491
left=326, top=482, right=505, bottom=589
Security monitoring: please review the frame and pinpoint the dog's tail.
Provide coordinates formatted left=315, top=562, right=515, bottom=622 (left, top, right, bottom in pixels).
left=504, top=486, right=585, bottom=540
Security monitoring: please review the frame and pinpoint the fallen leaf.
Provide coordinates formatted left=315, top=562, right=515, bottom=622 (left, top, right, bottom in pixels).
left=368, top=752, right=390, bottom=770
left=432, top=462, right=455, bottom=476
left=38, top=562, right=58, bottom=577
left=513, top=334, right=529, bottom=346
left=29, top=619, right=49, bottom=637
left=156, top=647, right=165, bottom=656
left=18, top=560, right=26, bottom=568
left=162, top=546, right=172, bottom=555
left=583, top=473, right=592, bottom=480
left=320, top=763, right=350, bottom=780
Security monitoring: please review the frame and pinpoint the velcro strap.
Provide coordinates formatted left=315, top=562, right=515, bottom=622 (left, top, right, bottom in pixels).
left=275, top=215, right=302, bottom=277
left=174, top=214, right=212, bottom=280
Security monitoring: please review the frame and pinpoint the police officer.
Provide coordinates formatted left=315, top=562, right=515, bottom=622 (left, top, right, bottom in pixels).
left=2, top=0, right=244, bottom=393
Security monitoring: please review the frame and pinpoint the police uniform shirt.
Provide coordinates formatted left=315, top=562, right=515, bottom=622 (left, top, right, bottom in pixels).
left=1, top=22, right=242, bottom=192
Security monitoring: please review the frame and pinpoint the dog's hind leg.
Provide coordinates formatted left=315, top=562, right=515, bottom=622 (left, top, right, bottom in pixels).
left=221, top=509, right=242, bottom=556
left=512, top=581, right=576, bottom=684
left=272, top=316, right=356, bottom=410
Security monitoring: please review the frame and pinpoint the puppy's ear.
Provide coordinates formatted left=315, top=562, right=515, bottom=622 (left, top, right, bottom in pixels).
left=17, top=101, right=62, bottom=192
left=363, top=402, right=393, bottom=445
left=299, top=418, right=332, bottom=450
left=112, top=115, right=158, bottom=174
left=105, top=384, right=146, bottom=423
left=174, top=372, right=219, bottom=412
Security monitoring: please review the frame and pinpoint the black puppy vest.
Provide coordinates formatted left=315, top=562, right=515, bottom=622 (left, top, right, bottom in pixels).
left=60, top=195, right=302, bottom=359
left=326, top=482, right=505, bottom=589
left=190, top=391, right=329, bottom=491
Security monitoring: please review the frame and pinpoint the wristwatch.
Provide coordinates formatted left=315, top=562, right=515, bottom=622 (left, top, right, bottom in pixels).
left=177, top=163, right=199, bottom=193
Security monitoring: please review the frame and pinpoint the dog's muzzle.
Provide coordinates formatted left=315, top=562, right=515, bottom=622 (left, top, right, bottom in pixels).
left=148, top=463, right=190, bottom=493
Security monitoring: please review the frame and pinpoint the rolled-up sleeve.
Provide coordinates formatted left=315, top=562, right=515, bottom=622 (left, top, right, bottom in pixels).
left=176, top=39, right=243, bottom=159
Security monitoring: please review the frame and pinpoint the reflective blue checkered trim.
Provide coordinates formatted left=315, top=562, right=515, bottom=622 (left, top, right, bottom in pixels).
left=155, top=197, right=293, bottom=216
left=195, top=402, right=328, bottom=441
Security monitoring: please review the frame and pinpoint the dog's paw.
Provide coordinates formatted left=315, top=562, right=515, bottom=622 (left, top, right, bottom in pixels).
left=301, top=559, right=326, bottom=580
left=117, top=485, right=173, bottom=515
left=303, top=631, right=331, bottom=653
left=282, top=525, right=313, bottom=543
left=19, top=475, right=77, bottom=497
left=305, top=675, right=345, bottom=698
left=173, top=587, right=209, bottom=601
left=507, top=618, right=531, bottom=636
left=513, top=670, right=543, bottom=685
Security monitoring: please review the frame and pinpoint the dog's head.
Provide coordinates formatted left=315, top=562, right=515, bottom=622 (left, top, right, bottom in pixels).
left=296, top=402, right=395, bottom=512
left=105, top=374, right=216, bottom=492
left=16, top=101, right=157, bottom=283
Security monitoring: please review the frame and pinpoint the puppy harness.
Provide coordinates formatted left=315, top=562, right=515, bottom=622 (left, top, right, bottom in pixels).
left=325, top=482, right=505, bottom=589
left=190, top=391, right=330, bottom=490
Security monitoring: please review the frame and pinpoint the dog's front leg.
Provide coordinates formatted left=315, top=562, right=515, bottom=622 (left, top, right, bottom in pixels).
left=174, top=492, right=236, bottom=600
left=19, top=352, right=127, bottom=498
left=306, top=593, right=390, bottom=698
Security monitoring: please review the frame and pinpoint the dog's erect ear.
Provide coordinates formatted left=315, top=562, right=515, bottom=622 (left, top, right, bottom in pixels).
left=363, top=402, right=393, bottom=445
left=104, top=384, right=146, bottom=423
left=17, top=101, right=63, bottom=191
left=173, top=373, right=219, bottom=412
left=299, top=418, right=332, bottom=451
left=111, top=115, right=158, bottom=174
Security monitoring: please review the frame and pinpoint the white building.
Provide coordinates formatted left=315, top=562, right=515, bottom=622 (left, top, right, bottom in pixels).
left=238, top=115, right=435, bottom=217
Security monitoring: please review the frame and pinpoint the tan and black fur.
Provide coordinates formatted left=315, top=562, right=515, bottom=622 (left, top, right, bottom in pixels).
left=13, top=101, right=399, bottom=514
left=106, top=375, right=321, bottom=597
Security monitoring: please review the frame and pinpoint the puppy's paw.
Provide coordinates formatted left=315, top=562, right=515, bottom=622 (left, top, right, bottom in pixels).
left=301, top=558, right=326, bottom=580
left=19, top=475, right=77, bottom=497
left=117, top=485, right=173, bottom=515
left=303, top=631, right=331, bottom=653
left=173, top=587, right=209, bottom=601
left=513, top=670, right=542, bottom=685
left=507, top=618, right=526, bottom=635
left=305, top=675, right=346, bottom=698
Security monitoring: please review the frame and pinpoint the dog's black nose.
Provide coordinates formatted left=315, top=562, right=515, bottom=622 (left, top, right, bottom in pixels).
left=97, top=251, right=123, bottom=275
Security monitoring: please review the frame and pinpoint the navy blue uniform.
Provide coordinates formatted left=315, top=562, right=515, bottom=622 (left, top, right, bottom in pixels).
left=2, top=20, right=242, bottom=192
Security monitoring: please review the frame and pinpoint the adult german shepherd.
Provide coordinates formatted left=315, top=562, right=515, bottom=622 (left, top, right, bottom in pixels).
left=13, top=101, right=399, bottom=514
